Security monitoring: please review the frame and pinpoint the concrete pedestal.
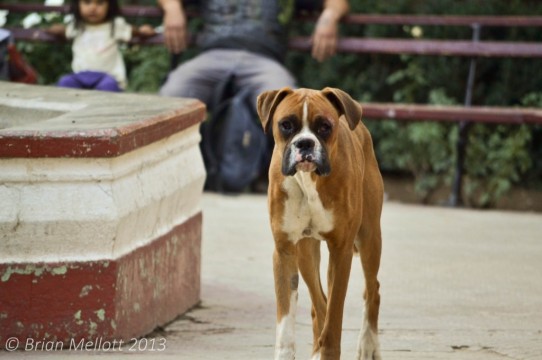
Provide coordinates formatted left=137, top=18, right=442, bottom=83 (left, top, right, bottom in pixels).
left=0, top=82, right=206, bottom=346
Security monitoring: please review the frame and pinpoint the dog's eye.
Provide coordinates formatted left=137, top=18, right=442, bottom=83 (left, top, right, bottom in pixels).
left=317, top=122, right=332, bottom=137
left=279, top=120, right=294, bottom=133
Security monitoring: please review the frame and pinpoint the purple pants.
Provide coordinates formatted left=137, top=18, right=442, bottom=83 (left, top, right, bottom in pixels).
left=58, top=71, right=121, bottom=92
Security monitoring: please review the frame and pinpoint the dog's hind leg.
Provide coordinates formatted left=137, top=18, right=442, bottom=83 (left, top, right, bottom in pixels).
left=297, top=238, right=327, bottom=357
left=355, top=224, right=382, bottom=360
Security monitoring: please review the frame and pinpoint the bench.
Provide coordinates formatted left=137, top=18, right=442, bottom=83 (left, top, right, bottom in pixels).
left=2, top=3, right=542, bottom=205
left=4, top=4, right=542, bottom=55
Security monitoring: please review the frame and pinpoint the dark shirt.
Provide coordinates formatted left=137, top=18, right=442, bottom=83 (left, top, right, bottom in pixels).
left=197, top=0, right=288, bottom=62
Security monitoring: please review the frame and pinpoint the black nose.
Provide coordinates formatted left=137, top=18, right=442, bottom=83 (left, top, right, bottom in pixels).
left=295, top=138, right=315, bottom=151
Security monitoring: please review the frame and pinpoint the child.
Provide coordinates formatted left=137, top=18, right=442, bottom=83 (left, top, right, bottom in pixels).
left=47, top=0, right=155, bottom=91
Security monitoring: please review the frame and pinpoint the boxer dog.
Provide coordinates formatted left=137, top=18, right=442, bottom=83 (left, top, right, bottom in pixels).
left=257, top=87, right=384, bottom=360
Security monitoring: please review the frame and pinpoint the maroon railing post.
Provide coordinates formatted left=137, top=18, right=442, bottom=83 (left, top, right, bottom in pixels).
left=449, top=23, right=481, bottom=207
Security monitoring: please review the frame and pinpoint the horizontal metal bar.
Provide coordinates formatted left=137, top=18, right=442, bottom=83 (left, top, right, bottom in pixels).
left=360, top=103, right=542, bottom=124
left=343, top=14, right=542, bottom=27
left=0, top=4, right=68, bottom=13
left=8, top=29, right=542, bottom=58
left=3, top=27, right=167, bottom=45
left=295, top=37, right=542, bottom=57
left=0, top=4, right=164, bottom=17
left=290, top=37, right=542, bottom=57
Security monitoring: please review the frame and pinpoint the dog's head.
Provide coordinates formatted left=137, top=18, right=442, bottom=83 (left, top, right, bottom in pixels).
left=257, top=87, right=362, bottom=177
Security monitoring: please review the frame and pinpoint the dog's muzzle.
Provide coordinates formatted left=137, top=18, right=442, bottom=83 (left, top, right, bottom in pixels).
left=282, top=137, right=331, bottom=176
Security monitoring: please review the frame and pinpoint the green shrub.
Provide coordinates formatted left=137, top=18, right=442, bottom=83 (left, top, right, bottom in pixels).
left=464, top=124, right=532, bottom=208
left=124, top=45, right=169, bottom=93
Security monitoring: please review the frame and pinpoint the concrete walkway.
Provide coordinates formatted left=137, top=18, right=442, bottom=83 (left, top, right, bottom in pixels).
left=8, top=193, right=542, bottom=359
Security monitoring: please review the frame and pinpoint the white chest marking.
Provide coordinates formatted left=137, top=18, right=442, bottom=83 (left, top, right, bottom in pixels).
left=281, top=172, right=334, bottom=243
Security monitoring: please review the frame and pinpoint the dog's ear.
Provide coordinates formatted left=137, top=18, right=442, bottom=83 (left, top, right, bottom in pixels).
left=321, top=87, right=363, bottom=130
left=257, top=87, right=293, bottom=134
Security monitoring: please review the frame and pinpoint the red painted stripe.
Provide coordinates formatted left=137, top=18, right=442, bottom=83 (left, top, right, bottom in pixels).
left=0, top=213, right=201, bottom=346
left=0, top=104, right=206, bottom=158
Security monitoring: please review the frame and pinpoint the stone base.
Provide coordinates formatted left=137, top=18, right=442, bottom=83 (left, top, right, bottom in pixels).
left=0, top=213, right=201, bottom=346
left=0, top=83, right=206, bottom=349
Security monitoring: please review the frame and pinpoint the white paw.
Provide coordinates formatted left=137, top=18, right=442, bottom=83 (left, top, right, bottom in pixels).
left=357, top=346, right=382, bottom=360
left=356, top=327, right=381, bottom=360
left=275, top=291, right=298, bottom=360
left=274, top=345, right=295, bottom=360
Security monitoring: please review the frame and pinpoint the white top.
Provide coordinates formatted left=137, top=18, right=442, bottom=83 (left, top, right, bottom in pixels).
left=66, top=17, right=132, bottom=89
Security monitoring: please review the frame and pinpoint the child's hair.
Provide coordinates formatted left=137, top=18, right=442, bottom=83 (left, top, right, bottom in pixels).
left=70, top=0, right=121, bottom=33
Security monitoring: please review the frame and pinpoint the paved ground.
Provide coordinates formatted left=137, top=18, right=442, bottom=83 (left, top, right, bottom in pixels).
left=7, top=193, right=542, bottom=359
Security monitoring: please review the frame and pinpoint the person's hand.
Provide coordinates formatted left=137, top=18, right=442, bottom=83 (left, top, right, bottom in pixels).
left=161, top=0, right=187, bottom=54
left=138, top=24, right=156, bottom=37
left=311, top=8, right=341, bottom=62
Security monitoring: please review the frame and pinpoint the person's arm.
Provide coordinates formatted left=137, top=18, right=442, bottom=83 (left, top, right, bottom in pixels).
left=46, top=23, right=67, bottom=39
left=311, top=0, right=349, bottom=62
left=158, top=0, right=187, bottom=54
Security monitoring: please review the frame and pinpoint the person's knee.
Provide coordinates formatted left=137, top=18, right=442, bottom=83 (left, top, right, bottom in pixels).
left=159, top=79, right=178, bottom=97
left=250, top=71, right=297, bottom=107
left=248, top=67, right=297, bottom=98
left=159, top=67, right=207, bottom=99
left=160, top=76, right=214, bottom=106
left=262, top=70, right=297, bottom=90
left=159, top=53, right=227, bottom=101
left=57, top=74, right=79, bottom=88
left=96, top=75, right=121, bottom=92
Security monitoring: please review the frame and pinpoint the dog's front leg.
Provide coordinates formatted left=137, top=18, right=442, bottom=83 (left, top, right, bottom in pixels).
left=297, top=238, right=327, bottom=357
left=273, top=239, right=299, bottom=360
left=319, top=243, right=354, bottom=360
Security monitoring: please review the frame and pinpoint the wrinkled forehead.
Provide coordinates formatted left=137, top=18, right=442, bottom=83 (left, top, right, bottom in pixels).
left=273, top=89, right=339, bottom=123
